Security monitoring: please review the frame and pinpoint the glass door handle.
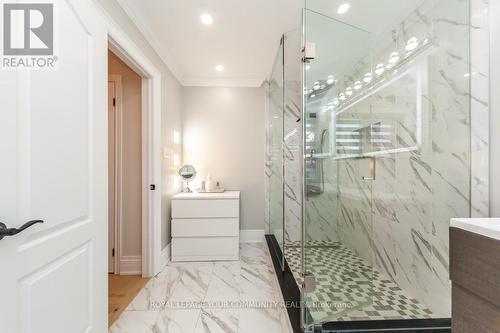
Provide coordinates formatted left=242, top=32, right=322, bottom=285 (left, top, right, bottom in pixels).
left=362, top=158, right=376, bottom=181
left=0, top=220, right=44, bottom=240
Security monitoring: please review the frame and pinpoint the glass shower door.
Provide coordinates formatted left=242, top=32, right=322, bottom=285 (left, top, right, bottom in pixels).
left=301, top=0, right=470, bottom=330
left=302, top=9, right=375, bottom=328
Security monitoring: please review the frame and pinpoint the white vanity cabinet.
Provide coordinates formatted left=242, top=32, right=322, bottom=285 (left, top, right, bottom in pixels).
left=171, top=191, right=240, bottom=261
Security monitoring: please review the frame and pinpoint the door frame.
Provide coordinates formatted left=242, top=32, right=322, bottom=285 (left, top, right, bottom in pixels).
left=99, top=4, right=163, bottom=277
left=107, top=74, right=123, bottom=274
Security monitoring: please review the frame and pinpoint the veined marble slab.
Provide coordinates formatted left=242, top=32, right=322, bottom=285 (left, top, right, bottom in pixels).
left=111, top=243, right=292, bottom=333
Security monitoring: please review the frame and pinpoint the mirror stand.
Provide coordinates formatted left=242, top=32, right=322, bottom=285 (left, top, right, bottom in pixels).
left=182, top=180, right=193, bottom=193
left=178, top=164, right=197, bottom=193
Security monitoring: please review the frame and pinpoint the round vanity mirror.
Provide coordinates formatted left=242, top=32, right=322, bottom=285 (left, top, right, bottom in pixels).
left=178, top=165, right=196, bottom=192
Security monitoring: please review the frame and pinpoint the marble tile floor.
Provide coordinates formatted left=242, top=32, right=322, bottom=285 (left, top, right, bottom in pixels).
left=109, top=242, right=293, bottom=333
left=286, top=246, right=434, bottom=323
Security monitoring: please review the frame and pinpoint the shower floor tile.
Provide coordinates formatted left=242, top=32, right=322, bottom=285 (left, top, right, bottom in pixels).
left=285, top=240, right=340, bottom=248
left=285, top=245, right=434, bottom=322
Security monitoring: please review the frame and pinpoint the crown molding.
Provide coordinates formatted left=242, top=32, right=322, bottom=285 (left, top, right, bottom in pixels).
left=116, top=0, right=184, bottom=82
left=182, top=77, right=265, bottom=88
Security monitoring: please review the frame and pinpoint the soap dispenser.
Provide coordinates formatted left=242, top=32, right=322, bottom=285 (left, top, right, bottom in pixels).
left=206, top=173, right=216, bottom=192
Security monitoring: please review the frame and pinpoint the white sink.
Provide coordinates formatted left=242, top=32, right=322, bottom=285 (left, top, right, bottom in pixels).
left=451, top=218, right=500, bottom=241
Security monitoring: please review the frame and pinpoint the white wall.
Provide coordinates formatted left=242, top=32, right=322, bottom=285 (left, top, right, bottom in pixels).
left=491, top=0, right=500, bottom=217
left=183, top=87, right=266, bottom=230
left=96, top=0, right=183, bottom=249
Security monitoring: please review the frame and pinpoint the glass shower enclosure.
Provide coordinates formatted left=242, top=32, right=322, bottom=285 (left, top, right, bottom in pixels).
left=267, top=0, right=471, bottom=331
left=268, top=36, right=285, bottom=270
left=268, top=28, right=303, bottom=270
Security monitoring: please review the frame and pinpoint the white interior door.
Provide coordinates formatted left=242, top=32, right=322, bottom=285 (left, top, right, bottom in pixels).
left=0, top=1, right=108, bottom=332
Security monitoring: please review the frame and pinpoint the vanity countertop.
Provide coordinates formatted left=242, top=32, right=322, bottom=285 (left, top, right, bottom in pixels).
left=172, top=191, right=240, bottom=200
left=451, top=218, right=500, bottom=241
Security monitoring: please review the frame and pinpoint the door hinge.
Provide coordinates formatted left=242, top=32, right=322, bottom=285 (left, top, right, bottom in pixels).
left=112, top=248, right=115, bottom=257
left=113, top=98, right=116, bottom=106
left=303, top=42, right=316, bottom=62
left=150, top=184, right=156, bottom=190
left=302, top=273, right=316, bottom=293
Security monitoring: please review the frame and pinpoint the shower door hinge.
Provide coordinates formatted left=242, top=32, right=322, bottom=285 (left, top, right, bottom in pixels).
left=302, top=273, right=316, bottom=293
left=303, top=42, right=316, bottom=62
left=302, top=324, right=322, bottom=333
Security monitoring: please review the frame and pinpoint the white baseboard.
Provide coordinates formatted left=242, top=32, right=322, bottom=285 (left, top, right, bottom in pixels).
left=120, top=256, right=142, bottom=275
left=160, top=243, right=171, bottom=269
left=240, top=229, right=265, bottom=243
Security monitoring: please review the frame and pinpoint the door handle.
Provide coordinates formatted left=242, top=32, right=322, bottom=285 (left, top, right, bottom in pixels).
left=0, top=220, right=44, bottom=240
left=362, top=158, right=376, bottom=181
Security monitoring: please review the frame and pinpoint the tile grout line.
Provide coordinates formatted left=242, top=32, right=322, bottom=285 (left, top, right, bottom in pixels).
left=192, top=262, right=216, bottom=333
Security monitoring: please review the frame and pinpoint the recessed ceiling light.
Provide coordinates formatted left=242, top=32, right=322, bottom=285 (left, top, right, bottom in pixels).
left=337, top=3, right=350, bottom=15
left=200, top=13, right=214, bottom=25
left=215, top=64, right=224, bottom=72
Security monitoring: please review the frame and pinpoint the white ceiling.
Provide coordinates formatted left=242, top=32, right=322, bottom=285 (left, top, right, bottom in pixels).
left=305, top=0, right=424, bottom=35
left=117, top=0, right=423, bottom=87
left=117, top=0, right=304, bottom=87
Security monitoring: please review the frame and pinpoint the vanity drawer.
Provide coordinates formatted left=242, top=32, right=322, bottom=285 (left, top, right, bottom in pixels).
left=172, top=237, right=239, bottom=261
left=172, top=218, right=239, bottom=237
left=172, top=199, right=239, bottom=218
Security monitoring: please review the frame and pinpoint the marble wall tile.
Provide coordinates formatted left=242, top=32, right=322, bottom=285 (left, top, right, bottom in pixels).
left=264, top=86, right=271, bottom=235
left=265, top=29, right=304, bottom=248
left=337, top=158, right=374, bottom=262
left=266, top=73, right=285, bottom=242
left=470, top=0, right=490, bottom=217
left=283, top=30, right=303, bottom=246
left=304, top=110, right=340, bottom=244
